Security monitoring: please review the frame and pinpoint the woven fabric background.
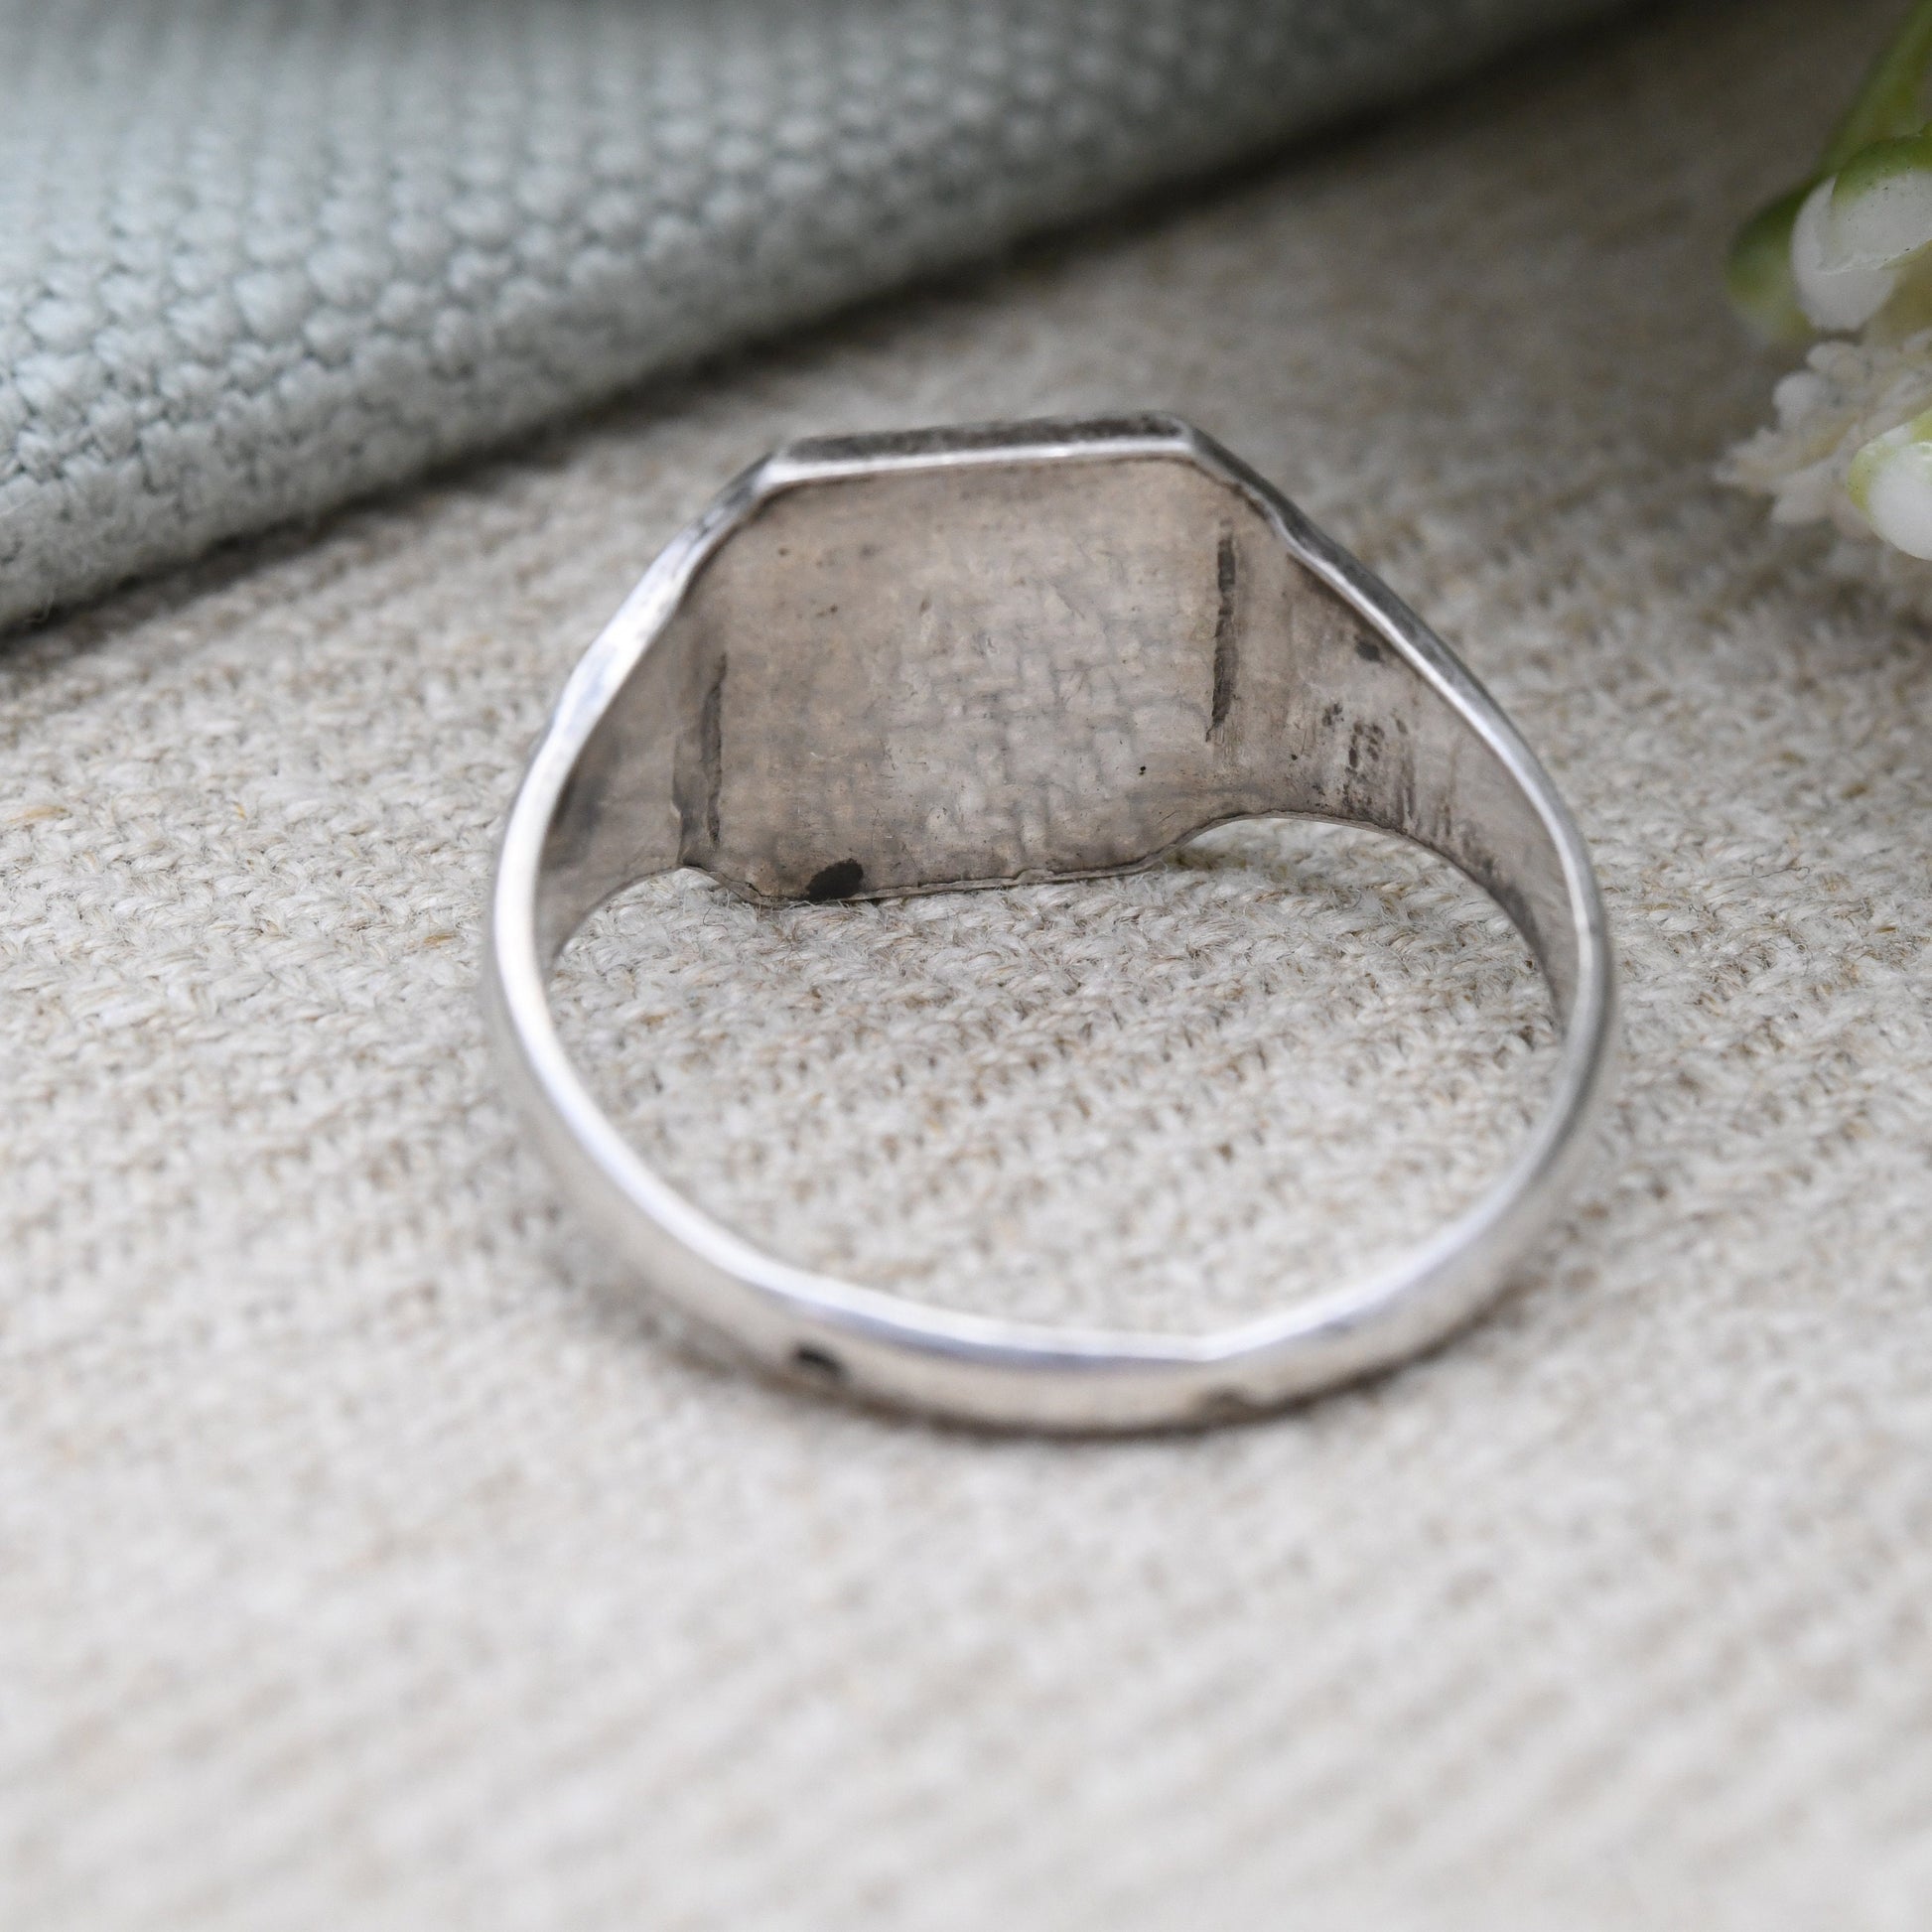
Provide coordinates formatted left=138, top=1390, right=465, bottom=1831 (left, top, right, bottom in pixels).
left=0, top=0, right=1627, bottom=634
left=7, top=0, right=1932, bottom=1926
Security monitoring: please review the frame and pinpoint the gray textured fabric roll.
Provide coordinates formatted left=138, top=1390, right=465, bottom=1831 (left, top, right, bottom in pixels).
left=0, top=0, right=1634, bottom=632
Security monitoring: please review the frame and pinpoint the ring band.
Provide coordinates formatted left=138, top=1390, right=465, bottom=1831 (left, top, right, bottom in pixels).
left=485, top=416, right=1617, bottom=1431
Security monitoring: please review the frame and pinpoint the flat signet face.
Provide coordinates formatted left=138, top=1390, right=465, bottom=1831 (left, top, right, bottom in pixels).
left=537, top=421, right=1569, bottom=1005
left=662, top=451, right=1387, bottom=901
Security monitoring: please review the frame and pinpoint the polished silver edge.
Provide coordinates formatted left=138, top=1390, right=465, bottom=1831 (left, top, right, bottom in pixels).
left=484, top=416, right=1619, bottom=1432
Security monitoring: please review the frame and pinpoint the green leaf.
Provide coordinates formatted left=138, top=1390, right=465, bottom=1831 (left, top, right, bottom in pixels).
left=1823, top=0, right=1932, bottom=174
left=1725, top=184, right=1813, bottom=341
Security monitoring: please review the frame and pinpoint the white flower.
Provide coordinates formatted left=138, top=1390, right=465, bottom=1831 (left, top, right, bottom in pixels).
left=1721, top=331, right=1932, bottom=593
left=1848, top=410, right=1932, bottom=557
left=1790, top=178, right=1907, bottom=331
left=1723, top=6, right=1932, bottom=584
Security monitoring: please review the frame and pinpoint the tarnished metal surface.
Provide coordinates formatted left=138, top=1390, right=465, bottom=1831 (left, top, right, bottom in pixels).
left=492, top=417, right=1616, bottom=1429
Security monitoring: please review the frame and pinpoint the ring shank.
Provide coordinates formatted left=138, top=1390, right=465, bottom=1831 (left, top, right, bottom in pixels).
left=489, top=417, right=1614, bottom=1429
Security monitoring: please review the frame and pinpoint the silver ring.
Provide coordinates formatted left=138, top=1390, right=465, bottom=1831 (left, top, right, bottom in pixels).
left=485, top=416, right=1617, bottom=1431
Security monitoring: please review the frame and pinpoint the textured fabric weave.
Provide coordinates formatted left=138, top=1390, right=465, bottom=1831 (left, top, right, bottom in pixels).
left=8, top=1, right=1932, bottom=1928
left=0, top=0, right=1628, bottom=631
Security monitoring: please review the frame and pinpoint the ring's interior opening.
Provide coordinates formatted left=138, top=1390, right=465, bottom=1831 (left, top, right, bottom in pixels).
left=546, top=816, right=1559, bottom=1336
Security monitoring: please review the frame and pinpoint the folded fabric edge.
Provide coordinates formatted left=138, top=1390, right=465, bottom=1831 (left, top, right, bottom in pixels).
left=0, top=0, right=1643, bottom=637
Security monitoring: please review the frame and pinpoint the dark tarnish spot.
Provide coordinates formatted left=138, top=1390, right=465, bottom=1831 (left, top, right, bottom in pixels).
left=1336, top=713, right=1424, bottom=834
left=1389, top=716, right=1417, bottom=829
left=1355, top=637, right=1384, bottom=664
left=699, top=652, right=727, bottom=847
left=1341, top=718, right=1391, bottom=819
left=1193, top=1387, right=1263, bottom=1425
left=1208, top=530, right=1238, bottom=740
left=791, top=1345, right=847, bottom=1384
left=805, top=858, right=865, bottom=901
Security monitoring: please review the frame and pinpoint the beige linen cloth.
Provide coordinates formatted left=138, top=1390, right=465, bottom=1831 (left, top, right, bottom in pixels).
left=5, top=0, right=1929, bottom=1925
